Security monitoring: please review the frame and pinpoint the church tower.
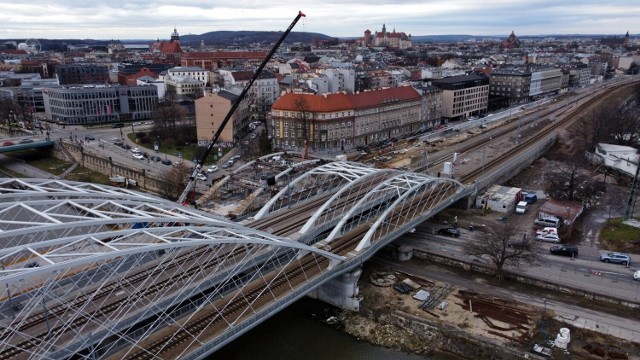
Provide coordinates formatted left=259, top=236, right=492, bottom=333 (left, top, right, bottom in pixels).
left=171, top=28, right=180, bottom=43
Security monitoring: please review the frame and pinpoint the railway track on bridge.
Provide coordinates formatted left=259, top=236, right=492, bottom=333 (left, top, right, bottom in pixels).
left=414, top=84, right=630, bottom=182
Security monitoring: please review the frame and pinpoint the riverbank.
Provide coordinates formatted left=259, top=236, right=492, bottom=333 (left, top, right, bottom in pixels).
left=338, top=261, right=640, bottom=360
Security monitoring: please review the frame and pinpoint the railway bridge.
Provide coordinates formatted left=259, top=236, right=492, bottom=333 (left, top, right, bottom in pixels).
left=0, top=161, right=470, bottom=359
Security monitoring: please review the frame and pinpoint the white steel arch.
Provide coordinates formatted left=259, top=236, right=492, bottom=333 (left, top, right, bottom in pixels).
left=356, top=176, right=464, bottom=251
left=0, top=178, right=346, bottom=360
left=299, top=168, right=396, bottom=234
left=324, top=173, right=463, bottom=245
left=254, top=161, right=378, bottom=219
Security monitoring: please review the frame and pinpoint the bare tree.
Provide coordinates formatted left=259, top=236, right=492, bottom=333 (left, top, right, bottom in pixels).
left=159, top=162, right=191, bottom=200
left=152, top=99, right=186, bottom=144
left=545, top=156, right=601, bottom=206
left=293, top=97, right=311, bottom=152
left=464, top=221, right=540, bottom=282
left=570, top=104, right=611, bottom=152
left=604, top=105, right=640, bottom=147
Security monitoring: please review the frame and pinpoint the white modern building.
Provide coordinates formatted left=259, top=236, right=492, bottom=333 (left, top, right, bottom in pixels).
left=42, top=85, right=158, bottom=125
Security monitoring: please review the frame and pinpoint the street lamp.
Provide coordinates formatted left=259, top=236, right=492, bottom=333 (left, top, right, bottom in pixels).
left=424, top=150, right=429, bottom=171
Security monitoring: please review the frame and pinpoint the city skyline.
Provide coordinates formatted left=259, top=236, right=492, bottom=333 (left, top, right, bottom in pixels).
left=1, top=0, right=638, bottom=40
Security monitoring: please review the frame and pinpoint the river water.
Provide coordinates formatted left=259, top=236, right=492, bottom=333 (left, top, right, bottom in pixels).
left=211, top=298, right=463, bottom=360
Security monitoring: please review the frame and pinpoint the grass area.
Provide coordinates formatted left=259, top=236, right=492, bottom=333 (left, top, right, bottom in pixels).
left=127, top=132, right=231, bottom=165
left=4, top=150, right=110, bottom=184
left=65, top=167, right=111, bottom=184
left=27, top=157, right=75, bottom=176
left=599, top=217, right=640, bottom=253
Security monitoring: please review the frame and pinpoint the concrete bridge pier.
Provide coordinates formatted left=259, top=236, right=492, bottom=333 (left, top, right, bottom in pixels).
left=307, top=267, right=362, bottom=311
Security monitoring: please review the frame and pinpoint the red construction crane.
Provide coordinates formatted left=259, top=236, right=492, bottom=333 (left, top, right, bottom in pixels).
left=178, top=11, right=306, bottom=205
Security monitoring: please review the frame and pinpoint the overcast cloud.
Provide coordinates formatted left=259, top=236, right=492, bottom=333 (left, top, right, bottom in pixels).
left=1, top=0, right=637, bottom=40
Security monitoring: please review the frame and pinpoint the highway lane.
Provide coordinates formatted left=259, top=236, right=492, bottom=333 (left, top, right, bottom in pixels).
left=395, top=225, right=640, bottom=302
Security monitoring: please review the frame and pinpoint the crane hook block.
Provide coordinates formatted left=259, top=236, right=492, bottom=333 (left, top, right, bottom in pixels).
left=299, top=11, right=306, bottom=17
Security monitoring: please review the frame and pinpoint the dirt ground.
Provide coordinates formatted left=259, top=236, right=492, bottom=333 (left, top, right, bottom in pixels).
left=344, top=265, right=640, bottom=359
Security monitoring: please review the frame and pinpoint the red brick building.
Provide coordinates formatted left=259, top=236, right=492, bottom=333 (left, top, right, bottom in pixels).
left=181, top=51, right=266, bottom=72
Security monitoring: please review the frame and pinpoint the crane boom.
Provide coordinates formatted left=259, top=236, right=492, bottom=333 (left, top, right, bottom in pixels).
left=178, top=11, right=306, bottom=204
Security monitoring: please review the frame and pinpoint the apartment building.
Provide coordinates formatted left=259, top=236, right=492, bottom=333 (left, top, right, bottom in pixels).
left=431, top=75, right=489, bottom=120
left=167, top=66, right=210, bottom=85
left=414, top=85, right=444, bottom=131
left=195, top=89, right=250, bottom=146
left=529, top=68, right=564, bottom=97
left=269, top=86, right=422, bottom=151
left=55, top=64, right=110, bottom=85
left=42, top=85, right=158, bottom=125
left=217, top=69, right=279, bottom=105
left=489, top=68, right=531, bottom=105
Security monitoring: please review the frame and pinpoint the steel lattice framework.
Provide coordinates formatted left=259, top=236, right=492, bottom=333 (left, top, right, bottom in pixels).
left=0, top=164, right=467, bottom=359
left=0, top=178, right=343, bottom=360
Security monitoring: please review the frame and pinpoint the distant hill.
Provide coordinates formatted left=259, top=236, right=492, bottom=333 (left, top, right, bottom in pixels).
left=180, top=31, right=335, bottom=47
left=409, top=33, right=637, bottom=43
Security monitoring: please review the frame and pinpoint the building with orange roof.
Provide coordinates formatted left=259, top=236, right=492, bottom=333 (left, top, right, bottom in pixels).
left=269, top=86, right=425, bottom=151
left=150, top=28, right=183, bottom=66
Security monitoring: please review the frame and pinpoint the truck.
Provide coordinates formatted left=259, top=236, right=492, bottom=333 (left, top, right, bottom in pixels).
left=515, top=201, right=528, bottom=214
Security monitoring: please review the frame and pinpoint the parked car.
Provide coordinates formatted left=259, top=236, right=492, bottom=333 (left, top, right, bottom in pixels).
left=131, top=147, right=140, bottom=153
left=515, top=201, right=528, bottom=214
left=132, top=153, right=144, bottom=160
left=2, top=141, right=15, bottom=146
left=221, top=162, right=232, bottom=169
left=536, top=227, right=558, bottom=236
left=536, top=233, right=560, bottom=243
left=207, top=165, right=219, bottom=173
left=196, top=173, right=207, bottom=181
left=437, top=227, right=460, bottom=238
left=18, top=138, right=34, bottom=144
left=161, top=159, right=172, bottom=165
left=549, top=245, right=578, bottom=257
left=534, top=217, right=560, bottom=227
left=634, top=270, right=640, bottom=281
left=599, top=252, right=631, bottom=265
left=84, top=135, right=95, bottom=141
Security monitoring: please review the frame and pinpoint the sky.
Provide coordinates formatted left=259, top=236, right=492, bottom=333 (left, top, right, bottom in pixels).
left=1, top=0, right=637, bottom=40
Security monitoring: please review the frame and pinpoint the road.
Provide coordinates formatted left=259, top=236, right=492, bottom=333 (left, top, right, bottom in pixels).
left=396, top=224, right=640, bottom=303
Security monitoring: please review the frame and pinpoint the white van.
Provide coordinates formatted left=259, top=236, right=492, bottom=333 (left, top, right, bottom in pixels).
left=515, top=201, right=527, bottom=214
left=534, top=216, right=560, bottom=227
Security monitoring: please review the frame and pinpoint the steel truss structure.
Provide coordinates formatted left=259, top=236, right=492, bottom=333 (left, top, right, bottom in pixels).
left=256, top=161, right=464, bottom=252
left=0, top=178, right=342, bottom=359
left=0, top=164, right=465, bottom=359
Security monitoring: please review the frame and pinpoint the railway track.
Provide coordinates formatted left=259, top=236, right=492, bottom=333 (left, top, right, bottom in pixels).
left=413, top=88, right=611, bottom=176
left=460, top=87, right=613, bottom=183
left=0, top=244, right=254, bottom=359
